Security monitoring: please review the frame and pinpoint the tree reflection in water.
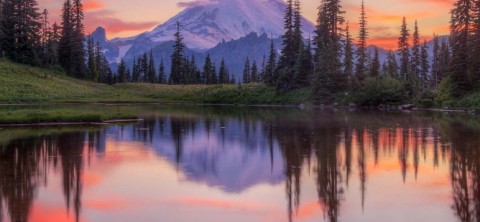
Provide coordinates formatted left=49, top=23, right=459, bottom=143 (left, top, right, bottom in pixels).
left=0, top=107, right=480, bottom=222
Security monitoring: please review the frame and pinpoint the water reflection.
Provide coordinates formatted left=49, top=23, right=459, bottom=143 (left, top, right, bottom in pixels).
left=0, top=107, right=479, bottom=222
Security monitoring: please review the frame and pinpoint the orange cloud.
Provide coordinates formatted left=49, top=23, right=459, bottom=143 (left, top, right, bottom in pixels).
left=83, top=0, right=105, bottom=11
left=85, top=10, right=158, bottom=37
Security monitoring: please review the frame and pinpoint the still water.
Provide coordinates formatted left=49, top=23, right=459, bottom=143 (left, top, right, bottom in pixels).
left=0, top=105, right=479, bottom=222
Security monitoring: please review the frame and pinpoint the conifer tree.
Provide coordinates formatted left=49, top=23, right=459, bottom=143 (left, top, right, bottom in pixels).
left=450, top=0, right=472, bottom=96
left=132, top=58, right=138, bottom=82
left=158, top=59, right=165, bottom=84
left=344, top=23, right=355, bottom=88
left=411, top=20, right=421, bottom=80
left=203, top=54, right=214, bottom=84
left=369, top=47, right=380, bottom=78
left=140, top=53, right=148, bottom=82
left=355, top=0, right=368, bottom=82
left=148, top=51, right=156, bottom=83
left=385, top=50, right=398, bottom=78
left=251, top=61, right=258, bottom=82
left=439, top=40, right=451, bottom=85
left=398, top=17, right=411, bottom=82
left=472, top=0, right=480, bottom=85
left=293, top=0, right=302, bottom=53
left=313, top=0, right=345, bottom=102
left=0, top=0, right=41, bottom=64
left=243, top=57, right=251, bottom=84
left=170, top=21, right=185, bottom=84
left=44, top=22, right=60, bottom=66
left=420, top=40, right=430, bottom=88
left=86, top=37, right=98, bottom=81
left=71, top=0, right=86, bottom=78
left=0, top=0, right=4, bottom=57
left=59, top=0, right=73, bottom=73
left=40, top=9, right=49, bottom=55
left=218, top=58, right=229, bottom=84
left=277, top=0, right=298, bottom=91
left=431, top=35, right=441, bottom=88
left=117, top=58, right=128, bottom=83
left=293, top=39, right=313, bottom=88
left=260, top=55, right=266, bottom=81
left=211, top=63, right=218, bottom=84
left=264, top=38, right=277, bottom=85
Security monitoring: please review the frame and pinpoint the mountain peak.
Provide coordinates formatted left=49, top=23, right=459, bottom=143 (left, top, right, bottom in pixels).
left=145, top=0, right=315, bottom=49
left=90, top=26, right=107, bottom=44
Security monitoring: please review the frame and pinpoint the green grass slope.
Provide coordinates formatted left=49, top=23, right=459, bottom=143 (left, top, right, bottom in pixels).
left=0, top=60, right=312, bottom=105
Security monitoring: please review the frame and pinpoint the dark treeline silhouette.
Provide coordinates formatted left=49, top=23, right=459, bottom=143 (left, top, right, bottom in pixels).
left=261, top=0, right=480, bottom=104
left=0, top=0, right=114, bottom=84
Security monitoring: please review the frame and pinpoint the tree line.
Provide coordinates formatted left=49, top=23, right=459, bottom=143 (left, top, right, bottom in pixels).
left=1, top=0, right=479, bottom=103
left=233, top=0, right=476, bottom=104
left=0, top=0, right=113, bottom=83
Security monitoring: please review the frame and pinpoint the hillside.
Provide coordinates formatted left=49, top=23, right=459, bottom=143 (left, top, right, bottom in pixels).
left=0, top=60, right=310, bottom=104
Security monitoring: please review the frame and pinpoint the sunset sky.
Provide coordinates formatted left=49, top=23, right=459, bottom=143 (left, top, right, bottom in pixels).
left=37, top=0, right=454, bottom=49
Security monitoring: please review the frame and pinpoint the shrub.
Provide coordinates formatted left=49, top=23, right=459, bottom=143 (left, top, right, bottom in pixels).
left=354, top=77, right=407, bottom=106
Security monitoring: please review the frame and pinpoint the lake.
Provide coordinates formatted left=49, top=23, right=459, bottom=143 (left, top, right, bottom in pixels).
left=0, top=105, right=478, bottom=222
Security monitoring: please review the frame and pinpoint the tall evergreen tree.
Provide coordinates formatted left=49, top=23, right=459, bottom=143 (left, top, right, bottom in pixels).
left=0, top=0, right=4, bottom=57
left=344, top=23, right=355, bottom=88
left=251, top=60, right=258, bottom=82
left=277, top=0, right=299, bottom=91
left=243, top=57, right=251, bottom=84
left=385, top=50, right=398, bottom=78
left=293, top=38, right=313, bottom=88
left=211, top=63, right=218, bottom=84
left=86, top=37, right=98, bottom=81
left=140, top=53, right=148, bottom=82
left=369, top=47, right=380, bottom=78
left=59, top=0, right=86, bottom=78
left=0, top=0, right=41, bottom=64
left=148, top=50, right=156, bottom=83
left=411, top=20, right=421, bottom=81
left=431, top=35, right=441, bottom=88
left=40, top=9, right=49, bottom=54
left=203, top=54, right=215, bottom=84
left=218, top=58, right=229, bottom=84
left=117, top=58, right=128, bottom=83
left=471, top=0, right=480, bottom=85
left=264, top=38, right=277, bottom=85
left=398, top=17, right=411, bottom=83
left=132, top=58, right=140, bottom=82
left=293, top=0, right=303, bottom=53
left=71, top=0, right=86, bottom=78
left=170, top=21, right=185, bottom=84
left=158, top=59, right=165, bottom=84
left=450, top=0, right=472, bottom=96
left=420, top=40, right=430, bottom=88
left=59, top=0, right=73, bottom=73
left=44, top=22, right=60, bottom=66
left=439, top=39, right=451, bottom=85
left=355, top=0, right=368, bottom=82
left=313, top=0, right=345, bottom=102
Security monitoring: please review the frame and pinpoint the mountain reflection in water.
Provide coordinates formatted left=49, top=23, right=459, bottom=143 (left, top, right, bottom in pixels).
left=0, top=106, right=479, bottom=222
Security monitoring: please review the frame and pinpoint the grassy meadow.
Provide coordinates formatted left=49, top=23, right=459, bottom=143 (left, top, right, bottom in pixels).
left=0, top=59, right=312, bottom=105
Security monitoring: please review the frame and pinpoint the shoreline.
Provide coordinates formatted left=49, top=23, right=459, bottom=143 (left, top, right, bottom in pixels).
left=0, top=104, right=476, bottom=128
left=0, top=119, right=143, bottom=128
left=0, top=101, right=478, bottom=112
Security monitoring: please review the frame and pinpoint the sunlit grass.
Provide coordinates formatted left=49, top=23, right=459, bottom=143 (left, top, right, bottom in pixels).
left=0, top=59, right=312, bottom=105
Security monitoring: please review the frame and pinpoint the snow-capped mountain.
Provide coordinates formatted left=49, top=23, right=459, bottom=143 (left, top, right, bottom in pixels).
left=97, top=0, right=315, bottom=65
left=144, top=0, right=315, bottom=50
